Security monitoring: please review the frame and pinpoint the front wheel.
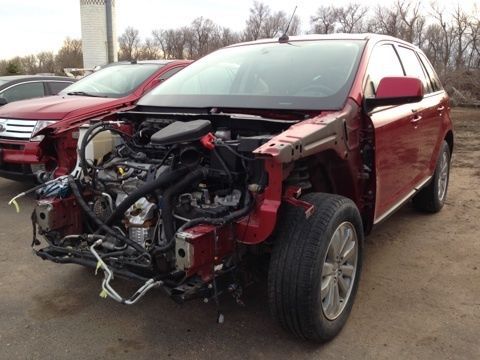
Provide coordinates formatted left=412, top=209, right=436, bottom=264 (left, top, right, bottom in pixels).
left=268, top=193, right=364, bottom=342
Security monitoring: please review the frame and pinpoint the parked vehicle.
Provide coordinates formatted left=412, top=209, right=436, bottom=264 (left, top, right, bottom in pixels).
left=28, top=34, right=452, bottom=342
left=0, top=75, right=74, bottom=106
left=0, top=60, right=191, bottom=181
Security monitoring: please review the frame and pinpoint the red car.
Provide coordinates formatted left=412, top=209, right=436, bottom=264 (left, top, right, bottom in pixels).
left=29, top=34, right=452, bottom=342
left=0, top=60, right=190, bottom=181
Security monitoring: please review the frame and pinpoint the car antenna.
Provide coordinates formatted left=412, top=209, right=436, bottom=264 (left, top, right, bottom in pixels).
left=278, top=5, right=297, bottom=43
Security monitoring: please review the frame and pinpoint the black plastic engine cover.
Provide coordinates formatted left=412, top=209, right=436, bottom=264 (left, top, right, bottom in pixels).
left=150, top=120, right=212, bottom=145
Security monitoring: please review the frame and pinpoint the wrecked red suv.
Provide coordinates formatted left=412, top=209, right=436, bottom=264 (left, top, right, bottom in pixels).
left=0, top=60, right=190, bottom=181
left=28, top=34, right=452, bottom=342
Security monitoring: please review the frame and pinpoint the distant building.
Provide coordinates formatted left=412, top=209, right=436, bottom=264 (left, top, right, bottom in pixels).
left=79, top=0, right=118, bottom=68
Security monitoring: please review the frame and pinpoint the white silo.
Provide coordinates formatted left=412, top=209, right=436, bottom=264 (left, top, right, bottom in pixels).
left=79, top=0, right=118, bottom=68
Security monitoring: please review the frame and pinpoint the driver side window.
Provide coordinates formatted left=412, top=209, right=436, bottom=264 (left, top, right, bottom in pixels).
left=365, top=44, right=404, bottom=97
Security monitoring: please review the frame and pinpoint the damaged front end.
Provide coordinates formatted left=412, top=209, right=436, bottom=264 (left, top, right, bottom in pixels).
left=29, top=113, right=292, bottom=305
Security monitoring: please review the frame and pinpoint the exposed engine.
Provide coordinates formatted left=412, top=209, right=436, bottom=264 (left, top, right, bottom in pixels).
left=30, top=113, right=291, bottom=304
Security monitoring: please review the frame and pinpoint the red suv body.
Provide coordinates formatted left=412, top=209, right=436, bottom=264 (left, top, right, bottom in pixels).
left=29, top=34, right=453, bottom=343
left=0, top=60, right=191, bottom=181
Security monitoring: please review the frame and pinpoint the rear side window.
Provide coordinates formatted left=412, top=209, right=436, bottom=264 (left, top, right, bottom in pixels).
left=366, top=44, right=404, bottom=96
left=157, top=67, right=184, bottom=82
left=396, top=46, right=432, bottom=93
left=417, top=52, right=443, bottom=92
left=47, top=81, right=72, bottom=95
left=0, top=82, right=45, bottom=102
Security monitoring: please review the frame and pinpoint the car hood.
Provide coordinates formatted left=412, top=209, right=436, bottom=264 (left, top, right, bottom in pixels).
left=0, top=95, right=118, bottom=120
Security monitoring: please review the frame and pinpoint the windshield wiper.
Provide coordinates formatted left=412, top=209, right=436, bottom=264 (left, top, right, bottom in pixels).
left=211, top=108, right=315, bottom=121
left=66, top=91, right=107, bottom=98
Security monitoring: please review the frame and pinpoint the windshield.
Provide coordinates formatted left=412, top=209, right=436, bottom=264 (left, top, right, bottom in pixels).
left=61, top=64, right=162, bottom=98
left=139, top=40, right=365, bottom=111
left=0, top=80, right=9, bottom=87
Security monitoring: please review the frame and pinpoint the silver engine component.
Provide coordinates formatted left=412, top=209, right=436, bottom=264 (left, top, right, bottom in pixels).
left=124, top=197, right=157, bottom=248
left=214, top=189, right=242, bottom=207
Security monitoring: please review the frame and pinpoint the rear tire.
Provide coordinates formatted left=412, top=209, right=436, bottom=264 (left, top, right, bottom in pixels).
left=413, top=141, right=451, bottom=213
left=268, top=193, right=364, bottom=342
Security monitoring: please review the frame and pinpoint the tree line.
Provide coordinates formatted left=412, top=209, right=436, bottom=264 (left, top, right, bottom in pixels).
left=0, top=38, right=82, bottom=76
left=1, top=1, right=479, bottom=102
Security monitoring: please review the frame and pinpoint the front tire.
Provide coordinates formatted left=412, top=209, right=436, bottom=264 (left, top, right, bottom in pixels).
left=413, top=140, right=451, bottom=213
left=268, top=193, right=364, bottom=342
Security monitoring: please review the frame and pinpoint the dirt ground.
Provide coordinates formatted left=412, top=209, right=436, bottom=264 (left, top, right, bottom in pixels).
left=0, top=108, right=479, bottom=359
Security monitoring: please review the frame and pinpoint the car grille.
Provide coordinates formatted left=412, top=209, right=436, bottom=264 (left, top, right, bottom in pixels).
left=0, top=119, right=37, bottom=140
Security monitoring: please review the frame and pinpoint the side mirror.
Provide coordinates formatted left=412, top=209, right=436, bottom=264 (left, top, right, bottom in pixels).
left=0, top=97, right=7, bottom=106
left=365, top=76, right=424, bottom=109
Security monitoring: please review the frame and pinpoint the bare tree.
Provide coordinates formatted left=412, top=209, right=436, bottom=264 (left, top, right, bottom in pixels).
left=430, top=2, right=454, bottom=76
left=396, top=1, right=425, bottom=45
left=335, top=3, right=368, bottom=33
left=311, top=6, right=337, bottom=34
left=244, top=2, right=300, bottom=41
left=118, top=27, right=141, bottom=61
left=189, top=17, right=221, bottom=59
left=36, top=52, right=55, bottom=74
left=451, top=5, right=472, bottom=69
left=55, top=38, right=83, bottom=73
left=19, top=55, right=38, bottom=74
left=0, top=60, right=7, bottom=76
left=368, top=5, right=403, bottom=37
left=244, top=1, right=271, bottom=41
left=138, top=38, right=160, bottom=60
left=219, top=27, right=241, bottom=47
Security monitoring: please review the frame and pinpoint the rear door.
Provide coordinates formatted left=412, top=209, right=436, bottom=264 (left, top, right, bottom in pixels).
left=365, top=43, right=425, bottom=222
left=0, top=81, right=45, bottom=103
left=417, top=52, right=450, bottom=174
left=395, top=46, right=444, bottom=179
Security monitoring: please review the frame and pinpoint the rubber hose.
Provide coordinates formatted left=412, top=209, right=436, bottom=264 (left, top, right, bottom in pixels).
left=105, top=167, right=189, bottom=226
left=79, top=122, right=107, bottom=176
left=67, top=176, right=147, bottom=255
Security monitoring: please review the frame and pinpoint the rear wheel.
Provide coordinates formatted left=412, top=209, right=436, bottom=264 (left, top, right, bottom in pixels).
left=413, top=141, right=451, bottom=213
left=268, top=193, right=364, bottom=342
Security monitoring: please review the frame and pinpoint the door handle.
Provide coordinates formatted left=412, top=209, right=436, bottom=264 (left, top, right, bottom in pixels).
left=411, top=115, right=422, bottom=124
left=437, top=106, right=445, bottom=111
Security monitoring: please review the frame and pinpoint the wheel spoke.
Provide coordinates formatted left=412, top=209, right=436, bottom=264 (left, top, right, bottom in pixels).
left=324, top=280, right=337, bottom=315
left=441, top=161, right=448, bottom=173
left=337, top=275, right=349, bottom=297
left=321, top=275, right=333, bottom=300
left=341, top=240, right=356, bottom=263
left=340, top=264, right=354, bottom=277
left=328, top=231, right=341, bottom=259
left=322, top=262, right=334, bottom=277
left=338, top=227, right=351, bottom=256
left=331, top=281, right=340, bottom=314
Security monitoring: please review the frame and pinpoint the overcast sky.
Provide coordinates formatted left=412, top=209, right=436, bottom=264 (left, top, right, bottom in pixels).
left=0, top=0, right=476, bottom=59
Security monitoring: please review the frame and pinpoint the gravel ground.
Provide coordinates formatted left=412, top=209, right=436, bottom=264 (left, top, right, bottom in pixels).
left=0, top=109, right=479, bottom=359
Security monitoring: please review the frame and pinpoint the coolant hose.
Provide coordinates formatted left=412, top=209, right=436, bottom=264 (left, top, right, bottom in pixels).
left=105, top=167, right=189, bottom=226
left=67, top=176, right=147, bottom=255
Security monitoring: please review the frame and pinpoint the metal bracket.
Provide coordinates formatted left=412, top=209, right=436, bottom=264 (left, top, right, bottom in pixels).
left=282, top=186, right=315, bottom=218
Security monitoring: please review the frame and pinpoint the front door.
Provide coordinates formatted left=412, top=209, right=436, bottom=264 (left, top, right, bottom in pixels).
left=365, top=43, right=425, bottom=221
